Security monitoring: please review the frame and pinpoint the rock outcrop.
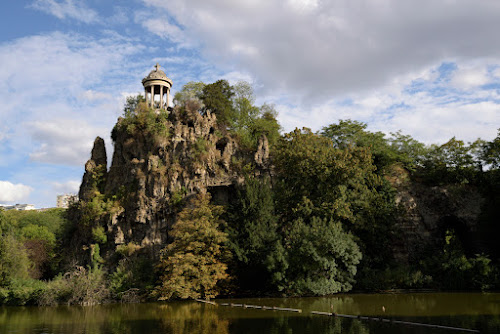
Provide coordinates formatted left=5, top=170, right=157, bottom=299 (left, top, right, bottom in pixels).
left=387, top=165, right=484, bottom=263
left=79, top=137, right=107, bottom=202
left=78, top=108, right=269, bottom=257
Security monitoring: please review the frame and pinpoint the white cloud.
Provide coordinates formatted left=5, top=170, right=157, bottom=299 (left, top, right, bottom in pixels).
left=273, top=60, right=500, bottom=145
left=142, top=0, right=500, bottom=101
left=28, top=119, right=108, bottom=166
left=0, top=181, right=33, bottom=203
left=141, top=18, right=186, bottom=44
left=450, top=65, right=490, bottom=89
left=0, top=32, right=144, bottom=166
left=30, top=0, right=99, bottom=24
left=52, top=180, right=80, bottom=193
left=81, top=90, right=114, bottom=101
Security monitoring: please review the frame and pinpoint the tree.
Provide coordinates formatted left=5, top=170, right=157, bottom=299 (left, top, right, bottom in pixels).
left=0, top=235, right=31, bottom=286
left=231, top=82, right=281, bottom=149
left=387, top=131, right=427, bottom=170
left=0, top=209, right=6, bottom=235
left=482, top=129, right=500, bottom=169
left=173, top=81, right=205, bottom=109
left=225, top=176, right=280, bottom=291
left=274, top=127, right=377, bottom=224
left=322, top=120, right=400, bottom=172
left=284, top=215, right=361, bottom=295
left=155, top=193, right=230, bottom=300
left=122, top=94, right=145, bottom=118
left=420, top=137, right=479, bottom=184
left=201, top=80, right=235, bottom=127
left=321, top=119, right=370, bottom=149
left=273, top=128, right=397, bottom=293
left=322, top=120, right=431, bottom=172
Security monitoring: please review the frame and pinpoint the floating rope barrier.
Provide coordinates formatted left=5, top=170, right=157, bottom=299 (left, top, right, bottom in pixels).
left=194, top=299, right=217, bottom=305
left=195, top=300, right=477, bottom=332
left=310, top=311, right=480, bottom=333
left=205, top=301, right=301, bottom=313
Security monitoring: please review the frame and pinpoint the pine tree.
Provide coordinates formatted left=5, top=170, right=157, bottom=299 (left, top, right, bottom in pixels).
left=155, top=193, right=230, bottom=300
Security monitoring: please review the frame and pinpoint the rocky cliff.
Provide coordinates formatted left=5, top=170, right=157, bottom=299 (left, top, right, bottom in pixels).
left=77, top=107, right=270, bottom=259
left=386, top=165, right=485, bottom=263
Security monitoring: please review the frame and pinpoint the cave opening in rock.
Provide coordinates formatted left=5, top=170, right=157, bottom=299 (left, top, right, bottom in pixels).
left=208, top=184, right=236, bottom=207
left=216, top=138, right=228, bottom=155
left=437, top=215, right=473, bottom=256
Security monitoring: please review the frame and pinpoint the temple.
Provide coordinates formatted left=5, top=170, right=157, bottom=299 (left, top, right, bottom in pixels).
left=142, top=63, right=173, bottom=110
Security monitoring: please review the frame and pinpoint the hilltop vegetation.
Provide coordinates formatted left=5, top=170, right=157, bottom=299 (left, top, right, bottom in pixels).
left=1, top=79, right=500, bottom=305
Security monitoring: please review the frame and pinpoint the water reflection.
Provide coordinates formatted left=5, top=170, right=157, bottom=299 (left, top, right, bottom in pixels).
left=0, top=293, right=499, bottom=334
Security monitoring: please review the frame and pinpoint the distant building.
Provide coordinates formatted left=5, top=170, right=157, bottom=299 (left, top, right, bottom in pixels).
left=56, top=194, right=78, bottom=208
left=0, top=203, right=36, bottom=211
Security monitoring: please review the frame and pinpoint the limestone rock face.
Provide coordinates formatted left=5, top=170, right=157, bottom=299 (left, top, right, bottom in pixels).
left=254, top=135, right=269, bottom=166
left=387, top=165, right=484, bottom=263
left=79, top=137, right=107, bottom=202
left=78, top=108, right=261, bottom=256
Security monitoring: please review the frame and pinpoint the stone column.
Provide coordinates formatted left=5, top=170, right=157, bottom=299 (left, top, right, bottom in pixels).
left=150, top=85, right=154, bottom=108
left=145, top=88, right=148, bottom=106
left=166, top=88, right=170, bottom=108
left=160, top=85, right=164, bottom=109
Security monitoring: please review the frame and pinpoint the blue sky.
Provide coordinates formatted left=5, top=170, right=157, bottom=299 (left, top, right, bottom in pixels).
left=1, top=0, right=500, bottom=208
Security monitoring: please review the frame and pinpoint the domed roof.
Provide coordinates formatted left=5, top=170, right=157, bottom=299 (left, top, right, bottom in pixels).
left=142, top=63, right=172, bottom=86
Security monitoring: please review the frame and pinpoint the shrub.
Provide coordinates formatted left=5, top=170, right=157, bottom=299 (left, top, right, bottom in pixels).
left=38, top=266, right=109, bottom=306
left=92, top=226, right=107, bottom=244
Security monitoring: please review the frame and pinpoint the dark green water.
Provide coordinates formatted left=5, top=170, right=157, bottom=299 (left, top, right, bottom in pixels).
left=1, top=293, right=499, bottom=333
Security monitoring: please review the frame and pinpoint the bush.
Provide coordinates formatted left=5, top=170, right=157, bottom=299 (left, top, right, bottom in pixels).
left=0, top=235, right=31, bottom=285
left=92, top=226, right=107, bottom=244
left=283, top=216, right=362, bottom=295
left=38, top=266, right=109, bottom=306
left=4, top=278, right=47, bottom=305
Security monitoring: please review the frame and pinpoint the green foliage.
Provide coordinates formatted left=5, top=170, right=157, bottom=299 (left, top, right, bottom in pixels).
left=109, top=257, right=155, bottom=301
left=193, top=138, right=210, bottom=160
left=201, top=79, right=235, bottom=127
left=173, top=81, right=205, bottom=108
left=155, top=193, right=230, bottom=300
left=0, top=278, right=47, bottom=306
left=421, top=229, right=495, bottom=291
left=322, top=119, right=428, bottom=172
left=0, top=209, right=6, bottom=235
left=92, top=226, right=107, bottom=244
left=283, top=216, right=361, bottom=295
left=274, top=127, right=377, bottom=224
left=3, top=208, right=68, bottom=237
left=272, top=127, right=401, bottom=294
left=38, top=266, right=109, bottom=306
left=116, top=242, right=141, bottom=257
left=123, top=94, right=145, bottom=118
left=420, top=138, right=480, bottom=184
left=115, top=97, right=171, bottom=140
left=225, top=176, right=280, bottom=291
left=78, top=192, right=120, bottom=232
left=357, top=265, right=432, bottom=291
left=387, top=131, right=428, bottom=171
left=20, top=224, right=56, bottom=246
left=481, top=129, right=500, bottom=169
left=0, top=235, right=31, bottom=286
left=169, top=187, right=187, bottom=208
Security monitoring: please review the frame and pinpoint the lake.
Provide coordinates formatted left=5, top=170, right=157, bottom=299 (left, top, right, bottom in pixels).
left=1, top=293, right=499, bottom=333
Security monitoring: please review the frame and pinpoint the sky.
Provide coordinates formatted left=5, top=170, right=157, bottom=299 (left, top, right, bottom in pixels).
left=1, top=0, right=500, bottom=208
